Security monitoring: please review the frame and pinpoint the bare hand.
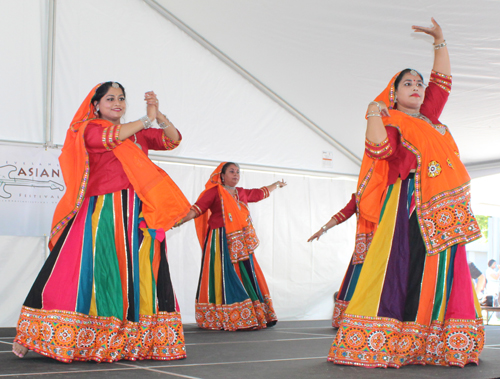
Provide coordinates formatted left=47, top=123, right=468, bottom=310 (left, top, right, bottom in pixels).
left=145, top=91, right=158, bottom=121
left=275, top=179, right=287, bottom=188
left=307, top=230, right=324, bottom=242
left=378, top=101, right=390, bottom=117
left=412, top=18, right=444, bottom=43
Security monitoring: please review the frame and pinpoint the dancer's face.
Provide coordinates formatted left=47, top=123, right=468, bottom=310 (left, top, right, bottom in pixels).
left=395, top=72, right=425, bottom=111
left=221, top=164, right=240, bottom=187
left=94, top=87, right=126, bottom=124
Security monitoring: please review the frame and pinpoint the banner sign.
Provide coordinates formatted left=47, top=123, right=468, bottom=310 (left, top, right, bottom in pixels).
left=0, top=145, right=65, bottom=236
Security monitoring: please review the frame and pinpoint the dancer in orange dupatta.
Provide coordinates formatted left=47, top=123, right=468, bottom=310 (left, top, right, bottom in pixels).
left=177, top=162, right=286, bottom=330
left=13, top=82, right=190, bottom=362
left=328, top=19, right=483, bottom=368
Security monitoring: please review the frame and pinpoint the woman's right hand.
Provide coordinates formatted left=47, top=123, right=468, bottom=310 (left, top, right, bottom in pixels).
left=145, top=91, right=158, bottom=123
left=367, top=101, right=389, bottom=117
left=307, top=229, right=324, bottom=242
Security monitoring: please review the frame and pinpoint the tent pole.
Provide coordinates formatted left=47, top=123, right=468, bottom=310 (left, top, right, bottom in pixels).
left=44, top=0, right=56, bottom=149
left=142, top=0, right=361, bottom=166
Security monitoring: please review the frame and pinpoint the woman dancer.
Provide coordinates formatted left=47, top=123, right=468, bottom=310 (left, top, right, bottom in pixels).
left=12, top=82, right=190, bottom=362
left=178, top=162, right=285, bottom=330
left=329, top=19, right=484, bottom=368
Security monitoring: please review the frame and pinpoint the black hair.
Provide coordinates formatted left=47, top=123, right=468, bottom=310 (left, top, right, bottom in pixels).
left=394, top=69, right=425, bottom=91
left=91, top=82, right=126, bottom=106
left=221, top=162, right=240, bottom=175
left=488, top=259, right=496, bottom=267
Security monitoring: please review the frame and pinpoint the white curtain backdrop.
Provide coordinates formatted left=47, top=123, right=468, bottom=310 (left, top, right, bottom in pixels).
left=0, top=160, right=356, bottom=326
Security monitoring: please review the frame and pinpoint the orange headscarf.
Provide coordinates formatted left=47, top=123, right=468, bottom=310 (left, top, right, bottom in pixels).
left=355, top=71, right=481, bottom=256
left=49, top=83, right=190, bottom=248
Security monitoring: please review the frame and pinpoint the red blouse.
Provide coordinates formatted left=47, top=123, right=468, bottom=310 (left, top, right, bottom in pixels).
left=192, top=186, right=269, bottom=229
left=332, top=193, right=357, bottom=224
left=364, top=71, right=452, bottom=186
left=84, top=122, right=181, bottom=197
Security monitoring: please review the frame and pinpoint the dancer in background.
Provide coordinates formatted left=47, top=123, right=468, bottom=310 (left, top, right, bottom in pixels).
left=329, top=19, right=483, bottom=368
left=177, top=162, right=285, bottom=330
left=13, top=82, right=190, bottom=362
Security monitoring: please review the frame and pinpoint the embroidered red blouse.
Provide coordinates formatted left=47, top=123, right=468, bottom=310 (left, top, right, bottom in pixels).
left=364, top=71, right=452, bottom=186
left=84, top=122, right=181, bottom=197
left=192, top=186, right=269, bottom=229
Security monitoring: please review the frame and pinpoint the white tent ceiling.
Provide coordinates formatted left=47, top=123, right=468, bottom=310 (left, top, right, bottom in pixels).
left=152, top=0, right=500, bottom=177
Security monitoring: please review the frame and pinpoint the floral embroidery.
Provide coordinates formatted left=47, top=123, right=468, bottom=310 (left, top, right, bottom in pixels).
left=447, top=159, right=454, bottom=169
left=428, top=161, right=442, bottom=178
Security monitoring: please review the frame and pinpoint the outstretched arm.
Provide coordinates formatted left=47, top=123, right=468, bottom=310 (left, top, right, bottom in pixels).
left=412, top=18, right=450, bottom=76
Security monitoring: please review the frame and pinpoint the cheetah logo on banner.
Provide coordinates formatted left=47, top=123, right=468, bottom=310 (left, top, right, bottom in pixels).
left=0, top=145, right=66, bottom=236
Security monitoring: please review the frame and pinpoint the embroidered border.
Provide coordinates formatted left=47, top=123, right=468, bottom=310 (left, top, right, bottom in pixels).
left=162, top=133, right=181, bottom=150
left=49, top=128, right=90, bottom=241
left=191, top=204, right=202, bottom=217
left=329, top=314, right=483, bottom=368
left=260, top=186, right=270, bottom=198
left=365, top=137, right=389, bottom=147
left=353, top=231, right=373, bottom=264
left=332, top=299, right=349, bottom=328
left=391, top=129, right=482, bottom=255
left=195, top=297, right=277, bottom=331
left=15, top=306, right=186, bottom=363
left=226, top=218, right=260, bottom=263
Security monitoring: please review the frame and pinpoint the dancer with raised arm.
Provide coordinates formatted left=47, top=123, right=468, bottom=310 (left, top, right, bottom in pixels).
left=328, top=19, right=483, bottom=368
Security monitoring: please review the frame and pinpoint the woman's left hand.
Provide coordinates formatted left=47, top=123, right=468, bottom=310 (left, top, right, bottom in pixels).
left=275, top=180, right=287, bottom=188
left=412, top=17, right=444, bottom=43
left=145, top=91, right=159, bottom=108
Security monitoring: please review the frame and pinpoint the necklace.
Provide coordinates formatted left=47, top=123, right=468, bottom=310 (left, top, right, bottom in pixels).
left=403, top=111, right=446, bottom=136
left=133, top=134, right=142, bottom=149
left=223, top=184, right=241, bottom=209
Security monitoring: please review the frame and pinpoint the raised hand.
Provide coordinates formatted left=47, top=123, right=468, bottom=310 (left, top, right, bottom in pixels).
left=412, top=17, right=444, bottom=43
left=144, top=91, right=158, bottom=122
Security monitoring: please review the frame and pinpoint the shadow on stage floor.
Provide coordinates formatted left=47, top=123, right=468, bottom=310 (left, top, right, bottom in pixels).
left=1, top=320, right=499, bottom=379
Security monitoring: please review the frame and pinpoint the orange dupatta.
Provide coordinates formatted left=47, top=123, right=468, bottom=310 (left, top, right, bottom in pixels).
left=49, top=84, right=190, bottom=248
left=194, top=163, right=259, bottom=263
left=355, top=72, right=481, bottom=256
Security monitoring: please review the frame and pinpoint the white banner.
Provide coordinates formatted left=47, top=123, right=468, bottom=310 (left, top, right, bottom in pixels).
left=0, top=145, right=65, bottom=236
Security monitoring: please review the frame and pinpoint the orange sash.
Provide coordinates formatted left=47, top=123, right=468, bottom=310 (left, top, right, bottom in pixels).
left=194, top=163, right=259, bottom=263
left=49, top=84, right=190, bottom=248
left=355, top=72, right=481, bottom=256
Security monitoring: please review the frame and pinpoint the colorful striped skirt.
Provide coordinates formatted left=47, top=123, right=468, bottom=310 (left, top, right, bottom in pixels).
left=195, top=227, right=277, bottom=331
left=328, top=175, right=484, bottom=368
left=14, top=188, right=186, bottom=362
left=332, top=255, right=363, bottom=328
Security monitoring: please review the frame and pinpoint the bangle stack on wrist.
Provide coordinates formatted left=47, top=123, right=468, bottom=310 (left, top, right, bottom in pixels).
left=433, top=40, right=447, bottom=50
left=159, top=121, right=170, bottom=129
left=366, top=101, right=382, bottom=119
left=140, top=115, right=153, bottom=129
left=366, top=111, right=381, bottom=119
left=369, top=101, right=382, bottom=112
left=321, top=225, right=328, bottom=234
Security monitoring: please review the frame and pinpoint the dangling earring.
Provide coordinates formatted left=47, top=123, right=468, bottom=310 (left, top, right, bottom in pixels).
left=94, top=105, right=99, bottom=116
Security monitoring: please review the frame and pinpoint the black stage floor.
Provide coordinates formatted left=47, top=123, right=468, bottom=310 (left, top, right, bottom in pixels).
left=1, top=320, right=499, bottom=379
